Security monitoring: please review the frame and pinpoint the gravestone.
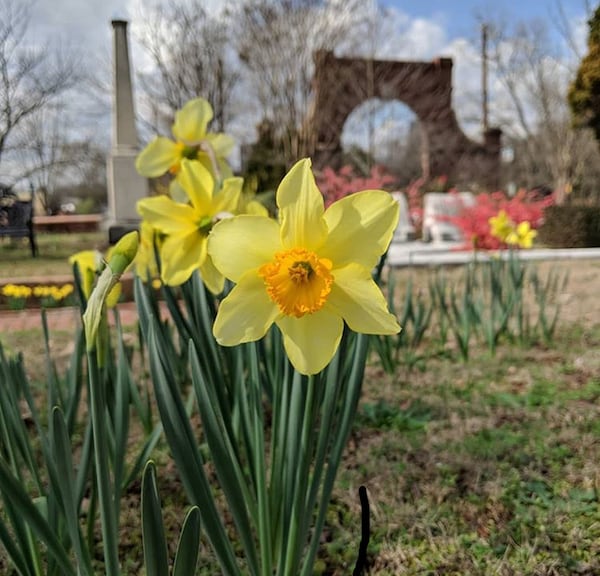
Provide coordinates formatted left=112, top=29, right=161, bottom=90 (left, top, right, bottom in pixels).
left=106, top=19, right=148, bottom=244
left=422, top=192, right=475, bottom=243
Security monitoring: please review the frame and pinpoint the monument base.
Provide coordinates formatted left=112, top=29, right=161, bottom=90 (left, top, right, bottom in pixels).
left=108, top=222, right=140, bottom=245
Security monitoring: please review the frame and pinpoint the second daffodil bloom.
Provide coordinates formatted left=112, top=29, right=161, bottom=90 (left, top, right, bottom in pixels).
left=135, top=98, right=234, bottom=181
left=137, top=158, right=242, bottom=293
left=208, top=158, right=401, bottom=375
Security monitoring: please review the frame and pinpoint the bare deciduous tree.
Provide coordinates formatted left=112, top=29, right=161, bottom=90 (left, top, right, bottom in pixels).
left=0, top=0, right=80, bottom=178
left=232, top=0, right=365, bottom=166
left=486, top=16, right=600, bottom=203
left=135, top=0, right=240, bottom=135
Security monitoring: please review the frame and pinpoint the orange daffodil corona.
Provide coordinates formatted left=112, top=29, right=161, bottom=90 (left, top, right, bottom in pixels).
left=208, top=158, right=401, bottom=375
left=136, top=159, right=243, bottom=293
left=135, top=98, right=235, bottom=182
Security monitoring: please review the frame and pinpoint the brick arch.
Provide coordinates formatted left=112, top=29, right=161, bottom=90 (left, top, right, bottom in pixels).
left=308, top=50, right=501, bottom=188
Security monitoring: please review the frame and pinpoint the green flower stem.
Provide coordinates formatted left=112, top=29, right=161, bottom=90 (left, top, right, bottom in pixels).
left=301, top=333, right=369, bottom=576
left=284, top=373, right=316, bottom=576
left=87, top=349, right=120, bottom=576
left=269, top=358, right=292, bottom=564
left=276, top=369, right=303, bottom=571
left=248, top=344, right=272, bottom=575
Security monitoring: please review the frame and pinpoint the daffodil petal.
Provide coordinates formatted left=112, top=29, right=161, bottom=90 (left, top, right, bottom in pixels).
left=322, top=190, right=399, bottom=269
left=136, top=137, right=180, bottom=177
left=137, top=196, right=197, bottom=235
left=178, top=159, right=214, bottom=213
left=278, top=158, right=327, bottom=251
left=70, top=250, right=102, bottom=298
left=327, top=264, right=400, bottom=334
left=168, top=179, right=188, bottom=203
left=160, top=231, right=206, bottom=286
left=213, top=272, right=280, bottom=345
left=199, top=255, right=225, bottom=295
left=212, top=177, right=243, bottom=215
left=69, top=250, right=101, bottom=275
left=208, top=215, right=281, bottom=282
left=172, top=98, right=213, bottom=144
left=106, top=283, right=122, bottom=308
left=246, top=200, right=269, bottom=217
left=195, top=154, right=234, bottom=180
left=276, top=310, right=343, bottom=375
left=205, top=133, right=235, bottom=157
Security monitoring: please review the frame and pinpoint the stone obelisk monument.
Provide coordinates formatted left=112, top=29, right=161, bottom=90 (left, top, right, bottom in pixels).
left=106, top=19, right=148, bottom=244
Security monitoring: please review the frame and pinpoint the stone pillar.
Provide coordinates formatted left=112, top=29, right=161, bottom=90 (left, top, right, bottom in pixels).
left=106, top=19, right=148, bottom=244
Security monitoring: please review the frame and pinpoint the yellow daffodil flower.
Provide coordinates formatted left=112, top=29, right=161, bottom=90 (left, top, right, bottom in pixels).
left=137, top=158, right=242, bottom=293
left=134, top=220, right=162, bottom=283
left=135, top=98, right=234, bottom=181
left=69, top=249, right=121, bottom=307
left=1, top=284, right=32, bottom=299
left=207, top=158, right=401, bottom=375
left=506, top=221, right=537, bottom=249
left=489, top=210, right=514, bottom=242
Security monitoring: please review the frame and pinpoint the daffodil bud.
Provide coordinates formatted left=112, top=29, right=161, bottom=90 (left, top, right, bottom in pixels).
left=109, top=231, right=139, bottom=275
left=83, top=231, right=139, bottom=355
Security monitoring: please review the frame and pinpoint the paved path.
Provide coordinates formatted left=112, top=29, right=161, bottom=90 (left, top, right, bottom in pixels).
left=0, top=301, right=144, bottom=332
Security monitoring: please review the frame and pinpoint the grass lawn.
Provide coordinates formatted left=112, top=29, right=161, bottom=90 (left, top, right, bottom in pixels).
left=1, top=300, right=599, bottom=574
left=0, top=232, right=107, bottom=279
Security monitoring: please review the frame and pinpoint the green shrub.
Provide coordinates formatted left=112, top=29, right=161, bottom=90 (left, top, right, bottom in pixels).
left=538, top=205, right=600, bottom=247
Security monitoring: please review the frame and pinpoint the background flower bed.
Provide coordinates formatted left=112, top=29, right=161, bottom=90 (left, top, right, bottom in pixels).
left=0, top=230, right=139, bottom=311
left=0, top=275, right=136, bottom=311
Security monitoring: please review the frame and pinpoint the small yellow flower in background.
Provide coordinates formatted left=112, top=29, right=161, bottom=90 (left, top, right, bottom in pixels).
left=135, top=98, right=234, bottom=182
left=506, top=221, right=537, bottom=249
left=137, top=159, right=242, bottom=293
left=134, top=220, right=162, bottom=283
left=208, top=158, right=401, bottom=375
left=489, top=210, right=514, bottom=243
left=2, top=284, right=32, bottom=299
left=69, top=250, right=121, bottom=308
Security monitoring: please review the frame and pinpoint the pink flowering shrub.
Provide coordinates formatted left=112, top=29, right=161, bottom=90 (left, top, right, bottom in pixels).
left=449, top=189, right=554, bottom=250
left=317, top=165, right=397, bottom=207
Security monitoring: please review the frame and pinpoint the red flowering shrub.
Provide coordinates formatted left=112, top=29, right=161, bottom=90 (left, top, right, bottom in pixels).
left=449, top=189, right=554, bottom=250
left=316, top=165, right=397, bottom=207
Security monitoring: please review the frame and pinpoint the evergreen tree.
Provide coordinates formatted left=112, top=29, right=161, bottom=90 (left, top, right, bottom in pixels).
left=568, top=5, right=600, bottom=144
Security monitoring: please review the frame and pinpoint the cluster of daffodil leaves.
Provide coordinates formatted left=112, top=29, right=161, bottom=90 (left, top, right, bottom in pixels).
left=77, top=97, right=402, bottom=576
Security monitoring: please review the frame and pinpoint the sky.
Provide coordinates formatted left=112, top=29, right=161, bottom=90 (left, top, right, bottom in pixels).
left=382, top=0, right=585, bottom=41
left=25, top=0, right=590, bottom=85
left=6, top=0, right=592, bottom=181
